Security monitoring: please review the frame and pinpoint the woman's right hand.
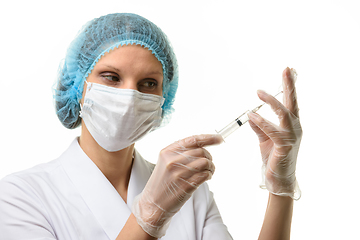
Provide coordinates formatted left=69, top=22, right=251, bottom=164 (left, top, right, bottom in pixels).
left=132, top=134, right=223, bottom=238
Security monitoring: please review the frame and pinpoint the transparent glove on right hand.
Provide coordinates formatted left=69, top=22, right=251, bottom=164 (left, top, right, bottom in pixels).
left=248, top=67, right=302, bottom=200
left=132, top=134, right=223, bottom=238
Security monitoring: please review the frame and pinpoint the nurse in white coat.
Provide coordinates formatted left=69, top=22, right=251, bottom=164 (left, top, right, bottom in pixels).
left=0, top=13, right=302, bottom=240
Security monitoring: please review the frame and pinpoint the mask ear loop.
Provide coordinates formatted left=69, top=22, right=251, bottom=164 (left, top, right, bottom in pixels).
left=84, top=80, right=92, bottom=90
left=79, top=80, right=91, bottom=118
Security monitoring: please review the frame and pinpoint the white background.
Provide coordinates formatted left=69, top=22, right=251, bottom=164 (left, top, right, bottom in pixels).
left=0, top=0, right=359, bottom=239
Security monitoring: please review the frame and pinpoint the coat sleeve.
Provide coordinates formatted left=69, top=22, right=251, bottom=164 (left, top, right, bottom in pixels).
left=0, top=175, right=56, bottom=240
left=193, top=183, right=233, bottom=240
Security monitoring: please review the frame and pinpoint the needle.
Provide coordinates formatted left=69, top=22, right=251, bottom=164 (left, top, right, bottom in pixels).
left=251, top=90, right=283, bottom=113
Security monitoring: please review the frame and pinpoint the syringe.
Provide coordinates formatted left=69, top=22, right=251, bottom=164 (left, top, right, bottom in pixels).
left=216, top=91, right=283, bottom=140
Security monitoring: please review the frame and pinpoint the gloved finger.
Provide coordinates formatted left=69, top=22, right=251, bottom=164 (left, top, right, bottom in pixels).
left=248, top=112, right=286, bottom=146
left=171, top=148, right=212, bottom=166
left=256, top=90, right=295, bottom=129
left=168, top=172, right=212, bottom=197
left=282, top=67, right=300, bottom=118
left=160, top=149, right=214, bottom=173
left=170, top=134, right=223, bottom=151
left=172, top=158, right=215, bottom=180
left=257, top=90, right=288, bottom=119
left=184, top=170, right=214, bottom=188
left=248, top=119, right=270, bottom=143
left=165, top=160, right=214, bottom=191
left=181, top=148, right=212, bottom=161
left=184, top=157, right=215, bottom=175
left=180, top=134, right=223, bottom=148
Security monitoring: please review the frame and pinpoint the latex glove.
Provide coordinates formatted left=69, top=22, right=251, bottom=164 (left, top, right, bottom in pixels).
left=132, top=134, right=223, bottom=238
left=248, top=67, right=302, bottom=200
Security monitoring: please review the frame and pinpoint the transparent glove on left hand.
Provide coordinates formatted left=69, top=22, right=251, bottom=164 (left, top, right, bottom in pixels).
left=248, top=67, right=302, bottom=200
left=132, top=134, right=223, bottom=238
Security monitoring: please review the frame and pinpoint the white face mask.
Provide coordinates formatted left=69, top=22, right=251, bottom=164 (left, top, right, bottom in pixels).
left=79, top=82, right=164, bottom=152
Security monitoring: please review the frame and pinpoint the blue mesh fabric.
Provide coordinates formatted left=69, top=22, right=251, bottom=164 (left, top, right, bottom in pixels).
left=54, top=13, right=179, bottom=129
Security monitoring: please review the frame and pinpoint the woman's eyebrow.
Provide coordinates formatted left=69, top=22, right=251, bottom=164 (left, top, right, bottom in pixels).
left=146, top=70, right=163, bottom=76
left=101, top=64, right=162, bottom=76
left=102, top=64, right=121, bottom=72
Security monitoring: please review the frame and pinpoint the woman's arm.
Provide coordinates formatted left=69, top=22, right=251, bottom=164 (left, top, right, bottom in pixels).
left=248, top=67, right=301, bottom=240
left=258, top=194, right=293, bottom=240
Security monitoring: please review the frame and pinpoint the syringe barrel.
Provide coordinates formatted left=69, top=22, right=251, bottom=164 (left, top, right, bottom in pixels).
left=217, top=110, right=251, bottom=139
left=238, top=110, right=250, bottom=126
left=217, top=120, right=240, bottom=139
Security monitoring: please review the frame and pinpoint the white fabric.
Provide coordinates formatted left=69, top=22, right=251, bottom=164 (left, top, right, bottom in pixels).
left=0, top=138, right=232, bottom=240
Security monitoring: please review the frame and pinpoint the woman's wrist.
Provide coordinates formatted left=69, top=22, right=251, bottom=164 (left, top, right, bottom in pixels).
left=116, top=213, right=157, bottom=240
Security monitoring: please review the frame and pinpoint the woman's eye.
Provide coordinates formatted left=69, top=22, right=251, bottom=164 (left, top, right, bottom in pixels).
left=138, top=80, right=159, bottom=93
left=140, top=80, right=158, bottom=90
left=144, top=81, right=157, bottom=88
left=102, top=75, right=119, bottom=82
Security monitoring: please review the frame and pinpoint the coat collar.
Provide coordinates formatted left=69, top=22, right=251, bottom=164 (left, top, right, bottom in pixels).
left=127, top=149, right=154, bottom=208
left=59, top=138, right=153, bottom=240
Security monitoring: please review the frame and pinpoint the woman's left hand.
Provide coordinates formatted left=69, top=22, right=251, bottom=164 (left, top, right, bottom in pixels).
left=248, top=67, right=302, bottom=200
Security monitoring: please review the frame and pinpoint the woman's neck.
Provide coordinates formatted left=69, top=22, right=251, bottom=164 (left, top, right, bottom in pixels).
left=78, top=123, right=134, bottom=203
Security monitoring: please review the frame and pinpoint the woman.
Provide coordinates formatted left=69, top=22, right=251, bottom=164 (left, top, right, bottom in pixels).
left=0, top=13, right=302, bottom=240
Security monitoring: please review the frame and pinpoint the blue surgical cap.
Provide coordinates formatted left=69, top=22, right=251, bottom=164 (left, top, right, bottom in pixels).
left=54, top=13, right=179, bottom=129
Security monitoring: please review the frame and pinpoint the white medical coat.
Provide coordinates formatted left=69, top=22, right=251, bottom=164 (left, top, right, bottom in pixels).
left=0, top=138, right=232, bottom=240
